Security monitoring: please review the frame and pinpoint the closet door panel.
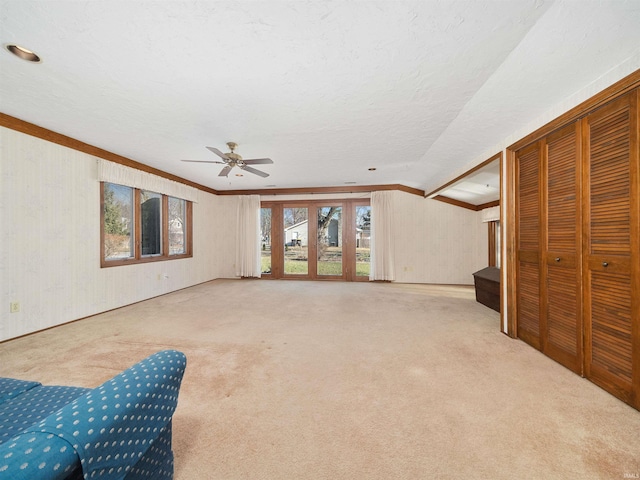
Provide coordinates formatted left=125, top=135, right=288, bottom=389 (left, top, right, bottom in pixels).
left=584, top=91, right=638, bottom=406
left=546, top=263, right=579, bottom=364
left=590, top=271, right=632, bottom=386
left=547, top=125, right=580, bottom=253
left=544, top=123, right=582, bottom=373
left=516, top=143, right=542, bottom=349
left=518, top=262, right=541, bottom=348
left=589, top=107, right=631, bottom=255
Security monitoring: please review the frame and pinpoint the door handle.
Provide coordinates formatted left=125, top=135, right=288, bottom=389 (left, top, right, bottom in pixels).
left=555, top=257, right=561, bottom=262
left=602, top=262, right=609, bottom=267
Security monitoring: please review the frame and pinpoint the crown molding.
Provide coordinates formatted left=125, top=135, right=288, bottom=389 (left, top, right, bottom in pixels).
left=1, top=113, right=425, bottom=198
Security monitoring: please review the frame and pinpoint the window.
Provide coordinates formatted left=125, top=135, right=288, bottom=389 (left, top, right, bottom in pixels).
left=101, top=182, right=192, bottom=266
left=317, top=206, right=342, bottom=276
left=141, top=190, right=162, bottom=256
left=169, top=197, right=187, bottom=255
left=283, top=207, right=308, bottom=275
left=355, top=204, right=371, bottom=277
left=260, top=207, right=272, bottom=274
left=103, top=183, right=134, bottom=260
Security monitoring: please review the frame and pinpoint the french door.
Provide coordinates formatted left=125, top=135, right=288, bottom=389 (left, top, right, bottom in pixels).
left=260, top=199, right=370, bottom=281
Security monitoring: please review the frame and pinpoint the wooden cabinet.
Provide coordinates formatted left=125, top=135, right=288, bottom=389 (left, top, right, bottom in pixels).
left=472, top=266, right=501, bottom=313
left=514, top=89, right=639, bottom=409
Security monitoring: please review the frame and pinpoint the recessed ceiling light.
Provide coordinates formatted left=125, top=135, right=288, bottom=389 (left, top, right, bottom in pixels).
left=5, top=44, right=41, bottom=63
left=368, top=167, right=377, bottom=171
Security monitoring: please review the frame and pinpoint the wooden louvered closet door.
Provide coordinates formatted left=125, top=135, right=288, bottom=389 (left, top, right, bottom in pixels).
left=543, top=122, right=583, bottom=373
left=516, top=124, right=583, bottom=371
left=583, top=91, right=639, bottom=407
left=516, top=142, right=542, bottom=349
left=513, top=87, right=639, bottom=410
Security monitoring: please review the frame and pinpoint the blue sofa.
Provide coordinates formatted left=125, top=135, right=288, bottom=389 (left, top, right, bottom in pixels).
left=0, top=349, right=186, bottom=480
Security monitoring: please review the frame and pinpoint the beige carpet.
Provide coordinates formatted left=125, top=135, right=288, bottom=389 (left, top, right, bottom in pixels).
left=1, top=279, right=639, bottom=479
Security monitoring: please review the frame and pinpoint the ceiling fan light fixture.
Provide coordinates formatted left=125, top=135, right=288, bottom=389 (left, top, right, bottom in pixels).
left=182, top=142, right=273, bottom=178
left=5, top=44, right=41, bottom=63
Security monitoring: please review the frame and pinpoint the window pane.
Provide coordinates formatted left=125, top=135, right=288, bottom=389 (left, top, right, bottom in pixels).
left=260, top=208, right=272, bottom=274
left=104, top=183, right=133, bottom=260
left=355, top=205, right=371, bottom=277
left=168, top=197, right=186, bottom=255
left=141, top=190, right=162, bottom=256
left=283, top=207, right=308, bottom=275
left=317, top=206, right=342, bottom=276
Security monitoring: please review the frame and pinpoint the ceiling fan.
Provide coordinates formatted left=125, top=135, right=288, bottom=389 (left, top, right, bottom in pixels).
left=181, top=142, right=273, bottom=178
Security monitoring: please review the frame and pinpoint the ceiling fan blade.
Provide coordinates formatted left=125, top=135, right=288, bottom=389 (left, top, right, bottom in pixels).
left=206, top=147, right=231, bottom=161
left=240, top=165, right=270, bottom=178
left=218, top=165, right=233, bottom=177
left=181, top=159, right=226, bottom=164
left=242, top=158, right=273, bottom=165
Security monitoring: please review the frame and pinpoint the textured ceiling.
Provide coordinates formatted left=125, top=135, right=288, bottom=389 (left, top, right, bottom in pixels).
left=1, top=1, right=640, bottom=193
left=435, top=159, right=500, bottom=205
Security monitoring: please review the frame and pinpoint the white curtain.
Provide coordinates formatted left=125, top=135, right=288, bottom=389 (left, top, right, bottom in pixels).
left=481, top=205, right=500, bottom=223
left=98, top=159, right=199, bottom=202
left=369, top=190, right=395, bottom=281
left=236, top=195, right=262, bottom=278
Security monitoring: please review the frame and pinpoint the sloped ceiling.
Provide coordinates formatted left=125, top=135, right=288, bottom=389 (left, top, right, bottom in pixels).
left=1, top=0, right=639, bottom=193
left=435, top=159, right=501, bottom=206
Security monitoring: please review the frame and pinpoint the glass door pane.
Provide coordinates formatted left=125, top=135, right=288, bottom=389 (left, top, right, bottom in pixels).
left=355, top=205, right=371, bottom=277
left=283, top=207, right=308, bottom=275
left=317, top=206, right=342, bottom=276
left=260, top=207, right=272, bottom=274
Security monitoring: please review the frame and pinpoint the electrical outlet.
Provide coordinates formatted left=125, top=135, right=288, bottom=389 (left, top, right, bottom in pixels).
left=10, top=302, right=20, bottom=313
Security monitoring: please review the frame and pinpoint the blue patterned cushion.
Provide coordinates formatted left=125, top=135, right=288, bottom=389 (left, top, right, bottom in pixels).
left=0, top=385, right=89, bottom=445
left=0, top=431, right=81, bottom=480
left=0, top=377, right=41, bottom=405
left=124, top=422, right=174, bottom=479
left=0, top=350, right=186, bottom=480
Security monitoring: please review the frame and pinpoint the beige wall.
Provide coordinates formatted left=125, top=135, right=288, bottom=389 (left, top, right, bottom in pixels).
left=391, top=191, right=487, bottom=284
left=0, top=128, right=488, bottom=341
left=259, top=191, right=488, bottom=284
left=0, top=127, right=237, bottom=341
